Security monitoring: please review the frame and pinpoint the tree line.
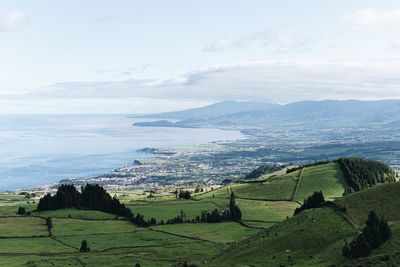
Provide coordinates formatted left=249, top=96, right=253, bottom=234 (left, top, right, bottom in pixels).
left=36, top=184, right=157, bottom=227
left=337, top=157, right=396, bottom=193
left=161, top=192, right=242, bottom=224
left=36, top=184, right=242, bottom=227
left=342, top=210, right=391, bottom=259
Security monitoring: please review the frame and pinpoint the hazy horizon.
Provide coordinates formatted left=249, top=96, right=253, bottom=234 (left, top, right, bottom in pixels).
left=2, top=1, right=400, bottom=114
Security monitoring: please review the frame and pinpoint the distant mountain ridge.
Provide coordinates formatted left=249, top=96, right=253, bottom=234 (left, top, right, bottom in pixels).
left=133, top=99, right=400, bottom=130
left=136, top=100, right=279, bottom=120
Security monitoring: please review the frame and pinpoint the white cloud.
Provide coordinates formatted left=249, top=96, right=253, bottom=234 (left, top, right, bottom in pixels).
left=346, top=8, right=400, bottom=29
left=390, top=41, right=400, bottom=50
left=203, top=37, right=236, bottom=52
left=0, top=10, right=27, bottom=32
left=273, top=33, right=311, bottom=53
left=204, top=32, right=311, bottom=53
left=0, top=97, right=212, bottom=114
left=22, top=60, right=400, bottom=105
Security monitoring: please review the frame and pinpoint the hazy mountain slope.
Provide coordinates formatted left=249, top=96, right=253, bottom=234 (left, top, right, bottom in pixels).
left=135, top=100, right=278, bottom=120
left=134, top=100, right=400, bottom=129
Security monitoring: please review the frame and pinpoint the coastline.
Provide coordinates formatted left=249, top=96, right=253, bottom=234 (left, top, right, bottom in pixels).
left=31, top=129, right=249, bottom=192
left=1, top=119, right=247, bottom=192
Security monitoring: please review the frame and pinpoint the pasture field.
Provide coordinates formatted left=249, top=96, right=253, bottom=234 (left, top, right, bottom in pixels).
left=151, top=222, right=258, bottom=244
left=193, top=186, right=230, bottom=200
left=294, top=163, right=347, bottom=201
left=0, top=216, right=48, bottom=237
left=32, top=209, right=116, bottom=220
left=0, top=237, right=75, bottom=254
left=51, top=218, right=137, bottom=236
left=0, top=162, right=397, bottom=266
left=56, top=229, right=196, bottom=251
left=127, top=199, right=223, bottom=221
left=230, top=174, right=299, bottom=201
left=237, top=199, right=299, bottom=222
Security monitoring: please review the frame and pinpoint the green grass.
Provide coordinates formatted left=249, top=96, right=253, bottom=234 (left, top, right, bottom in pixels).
left=237, top=199, right=299, bottom=222
left=231, top=174, right=298, bottom=201
left=241, top=221, right=276, bottom=229
left=57, top=229, right=195, bottom=251
left=51, top=218, right=138, bottom=236
left=194, top=187, right=231, bottom=200
left=0, top=237, right=76, bottom=253
left=374, top=221, right=400, bottom=255
left=32, top=209, right=116, bottom=220
left=210, top=207, right=357, bottom=266
left=0, top=203, right=37, bottom=215
left=152, top=222, right=260, bottom=244
left=0, top=162, right=394, bottom=266
left=336, top=182, right=400, bottom=225
left=294, top=163, right=347, bottom=201
left=128, top=199, right=222, bottom=221
left=0, top=216, right=48, bottom=237
left=0, top=242, right=222, bottom=267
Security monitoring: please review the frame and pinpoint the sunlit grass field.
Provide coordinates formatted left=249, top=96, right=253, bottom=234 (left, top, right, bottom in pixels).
left=0, top=162, right=394, bottom=266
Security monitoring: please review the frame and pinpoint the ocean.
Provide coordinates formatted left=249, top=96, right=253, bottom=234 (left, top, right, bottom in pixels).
left=0, top=114, right=243, bottom=190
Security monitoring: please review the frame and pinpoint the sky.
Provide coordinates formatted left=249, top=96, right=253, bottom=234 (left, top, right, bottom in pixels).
left=1, top=0, right=400, bottom=113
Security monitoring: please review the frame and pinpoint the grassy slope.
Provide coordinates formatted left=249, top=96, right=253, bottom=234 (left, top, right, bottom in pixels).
left=237, top=199, right=299, bottom=222
left=0, top=162, right=358, bottom=266
left=212, top=181, right=400, bottom=266
left=336, top=182, right=400, bottom=225
left=151, top=222, right=258, bottom=244
left=210, top=207, right=356, bottom=266
left=231, top=173, right=299, bottom=201
left=334, top=182, right=400, bottom=265
left=294, top=162, right=347, bottom=201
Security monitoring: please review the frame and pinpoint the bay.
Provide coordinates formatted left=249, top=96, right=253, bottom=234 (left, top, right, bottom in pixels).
left=0, top=114, right=243, bottom=190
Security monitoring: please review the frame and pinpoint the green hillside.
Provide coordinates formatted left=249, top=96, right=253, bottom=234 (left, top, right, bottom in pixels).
left=0, top=160, right=397, bottom=266
left=210, top=207, right=356, bottom=266
left=336, top=182, right=400, bottom=225
left=294, top=162, right=347, bottom=201
left=211, top=182, right=400, bottom=266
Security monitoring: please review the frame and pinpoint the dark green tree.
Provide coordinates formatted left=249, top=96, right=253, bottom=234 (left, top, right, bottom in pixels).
left=294, top=191, right=325, bottom=215
left=80, top=240, right=90, bottom=252
left=343, top=210, right=392, bottom=259
left=337, top=157, right=396, bottom=192
left=17, top=206, right=26, bottom=215
left=379, top=217, right=392, bottom=241
left=229, top=192, right=242, bottom=221
left=363, top=211, right=382, bottom=249
left=46, top=217, right=53, bottom=230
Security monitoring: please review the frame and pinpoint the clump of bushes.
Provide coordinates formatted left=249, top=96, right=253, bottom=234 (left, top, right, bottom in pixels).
left=294, top=191, right=325, bottom=215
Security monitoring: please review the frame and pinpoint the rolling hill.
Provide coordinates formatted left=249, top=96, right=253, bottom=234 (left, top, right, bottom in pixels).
left=0, top=158, right=397, bottom=266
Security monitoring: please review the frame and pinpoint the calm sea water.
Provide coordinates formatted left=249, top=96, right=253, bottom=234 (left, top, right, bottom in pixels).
left=0, top=115, right=243, bottom=190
